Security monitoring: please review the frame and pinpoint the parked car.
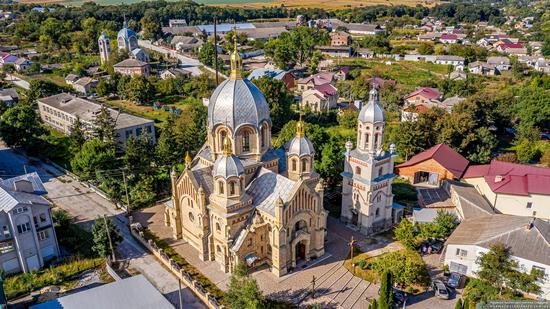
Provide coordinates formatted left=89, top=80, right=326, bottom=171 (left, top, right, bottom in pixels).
left=393, top=289, right=407, bottom=306
left=430, top=241, right=444, bottom=254
left=447, top=272, right=464, bottom=289
left=432, top=280, right=450, bottom=299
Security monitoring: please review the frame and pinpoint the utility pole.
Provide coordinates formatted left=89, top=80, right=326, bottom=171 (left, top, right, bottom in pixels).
left=349, top=236, right=356, bottom=275
left=121, top=169, right=130, bottom=214
left=103, top=215, right=116, bottom=262
left=311, top=275, right=316, bottom=299
left=178, top=279, right=184, bottom=309
left=214, top=16, right=219, bottom=86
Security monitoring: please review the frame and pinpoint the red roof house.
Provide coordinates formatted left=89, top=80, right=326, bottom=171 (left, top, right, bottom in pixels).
left=403, top=87, right=442, bottom=105
left=396, top=144, right=469, bottom=186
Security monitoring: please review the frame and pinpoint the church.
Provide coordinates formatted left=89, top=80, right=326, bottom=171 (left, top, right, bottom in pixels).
left=164, top=41, right=328, bottom=277
left=340, top=88, right=402, bottom=235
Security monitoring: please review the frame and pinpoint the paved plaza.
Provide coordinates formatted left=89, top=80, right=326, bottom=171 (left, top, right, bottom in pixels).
left=134, top=206, right=407, bottom=308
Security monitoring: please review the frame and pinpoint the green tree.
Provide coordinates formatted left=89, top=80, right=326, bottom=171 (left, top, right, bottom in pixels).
left=198, top=40, right=217, bottom=68
left=420, top=210, right=457, bottom=239
left=71, top=138, right=115, bottom=179
left=126, top=76, right=154, bottom=104
left=317, top=137, right=344, bottom=184
left=140, top=10, right=162, bottom=40
left=174, top=101, right=207, bottom=153
left=378, top=271, right=393, bottom=309
left=68, top=116, right=86, bottom=154
left=418, top=43, right=434, bottom=55
left=252, top=76, right=292, bottom=132
left=394, top=219, right=416, bottom=250
left=370, top=298, right=378, bottom=309
left=26, top=80, right=66, bottom=103
left=372, top=250, right=429, bottom=287
left=123, top=135, right=151, bottom=172
left=0, top=103, right=45, bottom=148
left=93, top=106, right=117, bottom=146
left=338, top=108, right=359, bottom=129
left=225, top=263, right=265, bottom=309
left=129, top=174, right=156, bottom=209
left=540, top=147, right=550, bottom=167
left=155, top=115, right=181, bottom=166
left=91, top=216, right=122, bottom=258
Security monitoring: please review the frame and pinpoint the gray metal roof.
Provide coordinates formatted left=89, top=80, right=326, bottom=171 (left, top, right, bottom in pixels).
left=0, top=172, right=46, bottom=195
left=358, top=88, right=385, bottom=124
left=286, top=136, right=315, bottom=157
left=446, top=215, right=550, bottom=265
left=208, top=79, right=271, bottom=134
left=30, top=275, right=174, bottom=309
left=0, top=188, right=50, bottom=213
left=113, top=59, right=148, bottom=68
left=38, top=93, right=153, bottom=129
left=246, top=168, right=296, bottom=216
left=192, top=167, right=214, bottom=195
left=213, top=154, right=245, bottom=179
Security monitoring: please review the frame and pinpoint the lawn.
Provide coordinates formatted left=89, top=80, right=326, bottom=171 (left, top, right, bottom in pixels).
left=32, top=73, right=68, bottom=87
left=100, top=96, right=201, bottom=123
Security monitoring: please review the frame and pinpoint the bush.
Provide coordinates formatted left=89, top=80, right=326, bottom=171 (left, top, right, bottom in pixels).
left=53, top=209, right=95, bottom=257
left=4, top=257, right=103, bottom=300
left=357, top=259, right=367, bottom=269
left=372, top=250, right=429, bottom=287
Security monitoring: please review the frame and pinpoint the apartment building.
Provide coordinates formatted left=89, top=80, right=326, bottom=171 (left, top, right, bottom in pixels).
left=0, top=173, right=60, bottom=274
left=37, top=93, right=156, bottom=147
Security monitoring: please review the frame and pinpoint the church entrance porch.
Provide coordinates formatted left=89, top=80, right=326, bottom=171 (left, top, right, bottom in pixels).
left=296, top=241, right=306, bottom=262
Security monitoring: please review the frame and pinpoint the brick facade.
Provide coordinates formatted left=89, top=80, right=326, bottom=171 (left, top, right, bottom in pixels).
left=396, top=158, right=458, bottom=185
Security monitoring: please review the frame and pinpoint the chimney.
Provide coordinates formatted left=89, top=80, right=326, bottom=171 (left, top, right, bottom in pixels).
left=494, top=175, right=503, bottom=183
left=13, top=180, right=33, bottom=193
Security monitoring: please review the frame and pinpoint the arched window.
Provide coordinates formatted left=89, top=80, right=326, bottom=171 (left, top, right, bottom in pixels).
left=261, top=124, right=268, bottom=148
left=218, top=181, right=224, bottom=194
left=375, top=208, right=380, bottom=217
left=301, top=158, right=307, bottom=172
left=219, top=130, right=227, bottom=152
left=379, top=167, right=383, bottom=177
left=292, top=159, right=297, bottom=171
left=242, top=131, right=250, bottom=152
left=229, top=181, right=236, bottom=195
left=364, top=133, right=369, bottom=148
left=188, top=212, right=195, bottom=222
left=355, top=166, right=361, bottom=175
left=216, top=223, right=221, bottom=231
left=374, top=134, right=379, bottom=147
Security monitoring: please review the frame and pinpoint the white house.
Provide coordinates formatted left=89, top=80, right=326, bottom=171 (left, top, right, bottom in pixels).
left=487, top=56, right=511, bottom=71
left=434, top=55, right=465, bottom=66
left=462, top=160, right=550, bottom=220
left=443, top=215, right=550, bottom=300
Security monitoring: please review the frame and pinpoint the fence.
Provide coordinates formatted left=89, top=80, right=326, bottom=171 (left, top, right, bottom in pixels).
left=130, top=227, right=224, bottom=309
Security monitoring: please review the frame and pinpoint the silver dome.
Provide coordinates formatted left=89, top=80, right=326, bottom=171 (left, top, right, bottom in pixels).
left=213, top=154, right=245, bottom=179
left=358, top=88, right=385, bottom=124
left=286, top=136, right=315, bottom=157
left=117, top=22, right=136, bottom=40
left=208, top=79, right=271, bottom=133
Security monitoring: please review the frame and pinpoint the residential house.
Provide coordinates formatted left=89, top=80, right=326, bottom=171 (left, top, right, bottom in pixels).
left=330, top=31, right=351, bottom=47
left=440, top=34, right=458, bottom=44
left=0, top=53, right=18, bottom=67
left=535, top=59, right=550, bottom=74
left=403, top=87, right=442, bottom=106
left=248, top=68, right=296, bottom=91
left=113, top=59, right=151, bottom=77
left=65, top=74, right=80, bottom=85
left=0, top=88, right=18, bottom=107
left=440, top=96, right=465, bottom=112
left=434, top=55, right=465, bottom=66
left=14, top=58, right=32, bottom=72
left=169, top=19, right=187, bottom=27
left=295, top=71, right=334, bottom=93
left=443, top=215, right=550, bottom=300
left=159, top=68, right=192, bottom=80
left=468, top=61, right=497, bottom=76
left=487, top=56, right=511, bottom=71
left=345, top=23, right=382, bottom=35
left=171, top=36, right=203, bottom=52
left=497, top=43, right=527, bottom=56
left=37, top=93, right=156, bottom=148
left=368, top=77, right=396, bottom=89
left=301, top=83, right=339, bottom=112
left=400, top=104, right=429, bottom=122
left=396, top=144, right=470, bottom=186
left=449, top=70, right=467, bottom=81
left=72, top=77, right=98, bottom=95
left=417, top=32, right=441, bottom=41
left=334, top=67, right=349, bottom=81
left=462, top=160, right=550, bottom=220
left=0, top=173, right=60, bottom=274
left=31, top=275, right=175, bottom=309
left=357, top=48, right=375, bottom=58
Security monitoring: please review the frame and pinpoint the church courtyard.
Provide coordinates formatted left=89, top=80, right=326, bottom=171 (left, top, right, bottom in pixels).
left=133, top=204, right=404, bottom=308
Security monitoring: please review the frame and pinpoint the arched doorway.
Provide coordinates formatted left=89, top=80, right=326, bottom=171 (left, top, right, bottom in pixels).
left=295, top=240, right=306, bottom=262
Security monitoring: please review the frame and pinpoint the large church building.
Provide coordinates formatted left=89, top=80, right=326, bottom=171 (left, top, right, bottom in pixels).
left=340, top=88, right=401, bottom=235
left=164, top=42, right=327, bottom=277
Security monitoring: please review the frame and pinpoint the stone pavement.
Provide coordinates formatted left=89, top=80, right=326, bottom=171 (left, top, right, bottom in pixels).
left=0, top=144, right=206, bottom=309
left=135, top=206, right=405, bottom=308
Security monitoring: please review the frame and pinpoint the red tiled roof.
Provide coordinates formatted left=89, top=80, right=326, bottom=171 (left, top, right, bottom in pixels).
left=463, top=160, right=550, bottom=196
left=499, top=43, right=524, bottom=49
left=315, top=83, right=338, bottom=96
left=404, top=87, right=441, bottom=100
left=397, top=144, right=469, bottom=178
left=441, top=34, right=458, bottom=40
left=297, top=71, right=334, bottom=86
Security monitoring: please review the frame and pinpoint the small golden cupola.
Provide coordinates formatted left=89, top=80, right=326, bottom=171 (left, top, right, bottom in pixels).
left=229, top=30, right=242, bottom=80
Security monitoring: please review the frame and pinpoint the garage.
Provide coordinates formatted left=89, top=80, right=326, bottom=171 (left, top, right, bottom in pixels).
left=450, top=261, right=468, bottom=275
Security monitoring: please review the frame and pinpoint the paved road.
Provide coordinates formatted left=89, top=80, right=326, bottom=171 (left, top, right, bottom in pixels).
left=0, top=144, right=206, bottom=309
left=138, top=40, right=228, bottom=79
left=4, top=74, right=30, bottom=90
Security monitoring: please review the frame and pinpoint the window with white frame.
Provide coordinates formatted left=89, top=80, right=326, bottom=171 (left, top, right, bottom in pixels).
left=38, top=230, right=49, bottom=241
left=0, top=241, right=14, bottom=254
